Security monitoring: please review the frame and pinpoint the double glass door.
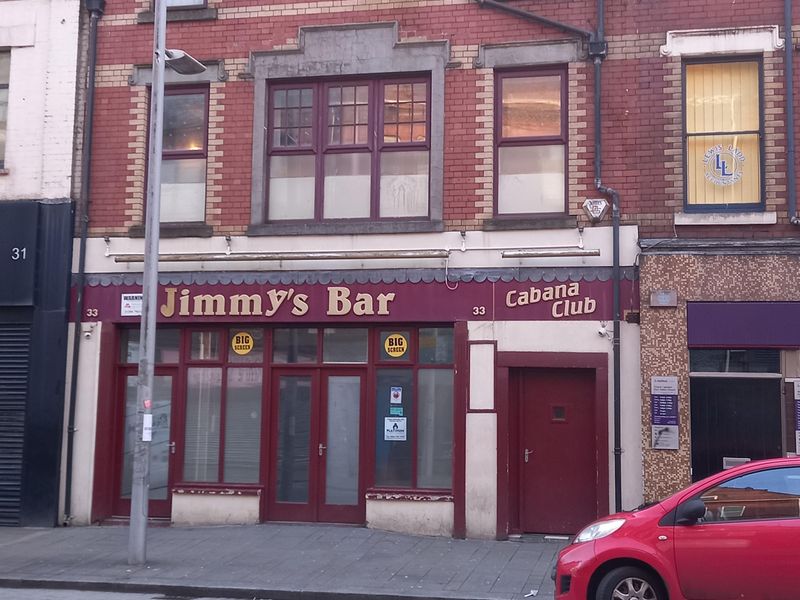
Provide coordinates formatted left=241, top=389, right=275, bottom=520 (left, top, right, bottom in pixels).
left=269, top=369, right=365, bottom=523
left=116, top=368, right=178, bottom=519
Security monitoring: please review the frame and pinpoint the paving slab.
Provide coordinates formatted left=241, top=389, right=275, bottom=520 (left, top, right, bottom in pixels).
left=0, top=524, right=566, bottom=600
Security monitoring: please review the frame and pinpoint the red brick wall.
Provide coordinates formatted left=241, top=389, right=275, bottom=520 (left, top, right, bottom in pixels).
left=87, top=0, right=800, bottom=238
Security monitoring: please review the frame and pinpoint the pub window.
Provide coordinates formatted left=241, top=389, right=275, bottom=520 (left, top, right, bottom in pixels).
left=0, top=51, right=9, bottom=170
left=495, top=69, right=566, bottom=216
left=684, top=58, right=763, bottom=211
left=159, top=86, right=209, bottom=223
left=266, top=78, right=430, bottom=222
left=374, top=327, right=453, bottom=490
left=183, top=329, right=263, bottom=484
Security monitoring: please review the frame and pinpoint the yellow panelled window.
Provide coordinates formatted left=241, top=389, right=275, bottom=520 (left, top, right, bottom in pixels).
left=684, top=60, right=762, bottom=209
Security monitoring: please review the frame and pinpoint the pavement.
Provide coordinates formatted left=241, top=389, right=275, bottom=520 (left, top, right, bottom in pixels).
left=0, top=523, right=567, bottom=600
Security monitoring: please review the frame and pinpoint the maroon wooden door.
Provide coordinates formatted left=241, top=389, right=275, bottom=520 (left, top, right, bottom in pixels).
left=113, top=367, right=179, bottom=519
left=268, top=369, right=365, bottom=523
left=518, top=368, right=598, bottom=534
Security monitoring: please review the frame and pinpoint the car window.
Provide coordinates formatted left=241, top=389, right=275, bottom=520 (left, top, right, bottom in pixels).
left=699, top=466, right=800, bottom=522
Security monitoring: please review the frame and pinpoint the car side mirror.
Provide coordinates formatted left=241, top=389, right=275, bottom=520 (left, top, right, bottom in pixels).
left=675, top=498, right=706, bottom=525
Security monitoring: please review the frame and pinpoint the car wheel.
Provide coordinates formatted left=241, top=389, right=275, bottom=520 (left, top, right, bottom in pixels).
left=595, top=566, right=665, bottom=600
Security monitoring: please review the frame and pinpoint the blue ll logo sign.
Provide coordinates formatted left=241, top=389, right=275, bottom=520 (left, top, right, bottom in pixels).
left=703, top=144, right=744, bottom=186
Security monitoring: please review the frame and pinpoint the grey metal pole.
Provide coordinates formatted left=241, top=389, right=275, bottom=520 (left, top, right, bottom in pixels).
left=129, top=0, right=166, bottom=565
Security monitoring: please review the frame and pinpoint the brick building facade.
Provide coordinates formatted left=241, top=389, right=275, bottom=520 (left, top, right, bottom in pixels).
left=61, top=0, right=800, bottom=537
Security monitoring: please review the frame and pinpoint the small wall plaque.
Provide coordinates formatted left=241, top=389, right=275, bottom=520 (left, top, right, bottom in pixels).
left=650, top=289, right=678, bottom=308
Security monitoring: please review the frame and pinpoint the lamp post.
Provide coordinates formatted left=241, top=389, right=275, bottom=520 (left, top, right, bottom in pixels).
left=129, top=0, right=205, bottom=565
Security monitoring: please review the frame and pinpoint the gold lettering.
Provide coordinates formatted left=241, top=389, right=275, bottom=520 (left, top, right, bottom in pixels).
left=328, top=287, right=351, bottom=315
left=230, top=294, right=262, bottom=316
left=353, top=293, right=374, bottom=316
left=292, top=293, right=309, bottom=316
left=568, top=300, right=583, bottom=315
left=179, top=289, right=190, bottom=316
left=265, top=289, right=291, bottom=317
left=193, top=294, right=226, bottom=316
left=376, top=292, right=395, bottom=315
left=161, top=287, right=176, bottom=317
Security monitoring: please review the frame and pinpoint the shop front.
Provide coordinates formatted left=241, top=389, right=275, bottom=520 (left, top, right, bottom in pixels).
left=73, top=267, right=639, bottom=538
left=640, top=251, right=800, bottom=502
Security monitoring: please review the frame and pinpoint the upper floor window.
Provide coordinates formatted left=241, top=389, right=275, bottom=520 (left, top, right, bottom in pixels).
left=266, top=77, right=430, bottom=222
left=0, top=52, right=9, bottom=170
left=159, top=86, right=209, bottom=223
left=495, top=69, right=566, bottom=216
left=165, top=0, right=206, bottom=7
left=684, top=58, right=763, bottom=211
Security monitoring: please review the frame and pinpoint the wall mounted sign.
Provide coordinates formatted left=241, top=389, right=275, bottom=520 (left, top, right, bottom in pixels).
left=0, top=202, right=39, bottom=306
left=120, top=293, right=142, bottom=317
left=74, top=276, right=639, bottom=324
left=651, top=376, right=679, bottom=450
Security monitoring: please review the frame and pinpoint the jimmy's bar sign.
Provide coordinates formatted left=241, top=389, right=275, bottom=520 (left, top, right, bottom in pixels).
left=161, top=286, right=397, bottom=318
left=78, top=277, right=637, bottom=323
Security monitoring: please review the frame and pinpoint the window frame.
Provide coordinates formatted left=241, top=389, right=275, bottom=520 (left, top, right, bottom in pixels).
left=493, top=67, right=569, bottom=219
left=695, top=466, right=800, bottom=523
left=0, top=50, right=9, bottom=170
left=153, top=84, right=210, bottom=224
left=371, top=326, right=454, bottom=492
left=681, top=55, right=766, bottom=213
left=265, top=76, right=432, bottom=224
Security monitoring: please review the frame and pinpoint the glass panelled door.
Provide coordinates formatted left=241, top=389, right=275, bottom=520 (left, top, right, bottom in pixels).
left=116, top=369, right=177, bottom=518
left=269, top=370, right=365, bottom=523
left=319, top=373, right=363, bottom=522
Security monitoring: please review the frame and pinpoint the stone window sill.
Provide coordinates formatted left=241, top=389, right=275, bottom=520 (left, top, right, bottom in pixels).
left=128, top=222, right=214, bottom=238
left=483, top=215, right=578, bottom=231
left=137, top=7, right=218, bottom=24
left=366, top=489, right=453, bottom=502
left=675, top=211, right=777, bottom=226
left=247, top=220, right=444, bottom=237
left=0, top=168, right=8, bottom=176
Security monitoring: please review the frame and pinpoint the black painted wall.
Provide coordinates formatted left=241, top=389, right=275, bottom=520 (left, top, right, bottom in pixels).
left=0, top=200, right=74, bottom=526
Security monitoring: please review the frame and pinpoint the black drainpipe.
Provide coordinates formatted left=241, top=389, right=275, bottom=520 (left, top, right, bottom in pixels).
left=786, top=0, right=799, bottom=224
left=64, top=0, right=106, bottom=525
left=475, top=0, right=623, bottom=513
left=592, top=0, right=623, bottom=513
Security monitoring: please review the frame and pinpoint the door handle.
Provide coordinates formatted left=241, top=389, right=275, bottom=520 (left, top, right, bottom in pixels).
left=168, top=441, right=176, bottom=455
left=524, top=448, right=532, bottom=463
left=318, top=443, right=326, bottom=456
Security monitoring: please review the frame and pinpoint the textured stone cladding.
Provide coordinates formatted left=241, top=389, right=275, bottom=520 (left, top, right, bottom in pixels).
left=639, top=254, right=800, bottom=501
left=87, top=0, right=799, bottom=237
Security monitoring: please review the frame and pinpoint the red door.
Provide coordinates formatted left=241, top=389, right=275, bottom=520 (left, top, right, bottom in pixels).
left=113, top=367, right=179, bottom=519
left=268, top=369, right=365, bottom=523
left=517, top=368, right=598, bottom=534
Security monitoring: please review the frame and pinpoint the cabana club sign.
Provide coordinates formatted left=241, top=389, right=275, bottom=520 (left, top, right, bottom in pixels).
left=77, top=277, right=637, bottom=323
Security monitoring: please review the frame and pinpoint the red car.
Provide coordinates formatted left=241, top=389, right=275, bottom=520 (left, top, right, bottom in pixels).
left=553, top=457, right=800, bottom=600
